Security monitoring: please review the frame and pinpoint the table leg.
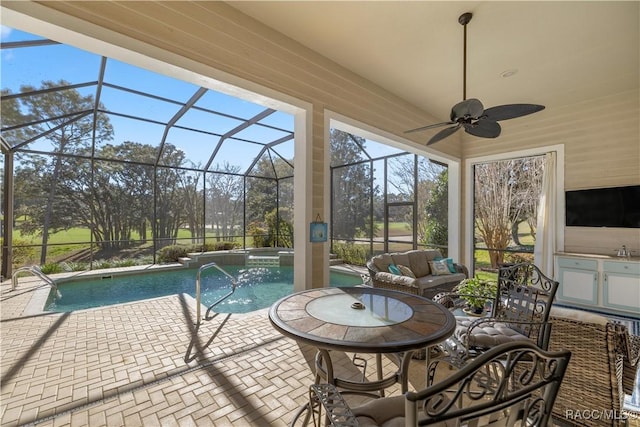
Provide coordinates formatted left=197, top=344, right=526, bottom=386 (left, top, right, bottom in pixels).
left=400, top=350, right=414, bottom=393
left=315, top=349, right=334, bottom=385
left=375, top=353, right=385, bottom=397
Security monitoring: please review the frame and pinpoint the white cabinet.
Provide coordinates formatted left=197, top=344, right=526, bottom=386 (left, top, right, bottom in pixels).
left=603, top=261, right=640, bottom=313
left=556, top=257, right=598, bottom=305
left=555, top=254, right=640, bottom=316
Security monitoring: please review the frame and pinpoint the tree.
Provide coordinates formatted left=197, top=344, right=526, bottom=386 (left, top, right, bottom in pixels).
left=155, top=144, right=189, bottom=247
left=206, top=163, right=244, bottom=241
left=509, top=157, right=544, bottom=245
left=386, top=155, right=448, bottom=249
left=330, top=129, right=375, bottom=239
left=0, top=89, right=30, bottom=144
left=245, top=153, right=294, bottom=247
left=474, top=158, right=544, bottom=268
left=423, top=168, right=449, bottom=250
left=175, top=169, right=204, bottom=244
left=47, top=142, right=154, bottom=250
left=8, top=81, right=113, bottom=262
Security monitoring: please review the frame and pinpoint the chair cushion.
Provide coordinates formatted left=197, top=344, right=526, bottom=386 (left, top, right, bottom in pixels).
left=550, top=306, right=609, bottom=325
left=352, top=395, right=405, bottom=427
left=372, top=254, right=394, bottom=273
left=352, top=395, right=454, bottom=427
left=375, top=272, right=417, bottom=288
left=390, top=252, right=411, bottom=270
left=406, top=250, right=431, bottom=277
left=455, top=318, right=530, bottom=348
left=415, top=273, right=466, bottom=290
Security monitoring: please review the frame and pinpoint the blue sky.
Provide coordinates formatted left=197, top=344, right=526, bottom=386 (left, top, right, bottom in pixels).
left=1, top=25, right=405, bottom=176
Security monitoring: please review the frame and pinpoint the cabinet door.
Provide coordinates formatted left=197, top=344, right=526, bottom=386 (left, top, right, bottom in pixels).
left=558, top=268, right=598, bottom=305
left=603, top=272, right=640, bottom=312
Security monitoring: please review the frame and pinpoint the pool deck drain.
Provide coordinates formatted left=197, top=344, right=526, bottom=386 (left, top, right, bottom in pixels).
left=1, top=273, right=420, bottom=427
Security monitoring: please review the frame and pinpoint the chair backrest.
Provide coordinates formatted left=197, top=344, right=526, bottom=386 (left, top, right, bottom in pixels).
left=493, top=263, right=559, bottom=349
left=406, top=341, right=571, bottom=427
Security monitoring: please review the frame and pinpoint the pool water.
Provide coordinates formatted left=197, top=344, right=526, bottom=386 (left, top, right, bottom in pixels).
left=45, top=266, right=362, bottom=313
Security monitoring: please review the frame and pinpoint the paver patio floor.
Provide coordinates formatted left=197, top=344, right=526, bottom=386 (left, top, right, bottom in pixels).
left=1, top=275, right=429, bottom=426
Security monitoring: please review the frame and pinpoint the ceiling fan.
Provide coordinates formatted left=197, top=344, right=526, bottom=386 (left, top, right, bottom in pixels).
left=406, top=12, right=545, bottom=146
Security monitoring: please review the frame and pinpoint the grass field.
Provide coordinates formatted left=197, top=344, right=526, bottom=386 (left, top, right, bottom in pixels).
left=8, top=220, right=534, bottom=278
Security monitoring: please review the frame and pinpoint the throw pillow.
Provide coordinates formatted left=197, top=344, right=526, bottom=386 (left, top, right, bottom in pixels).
left=429, top=259, right=452, bottom=276
left=388, top=264, right=401, bottom=275
left=445, top=258, right=456, bottom=273
left=397, top=264, right=416, bottom=278
left=434, top=256, right=457, bottom=274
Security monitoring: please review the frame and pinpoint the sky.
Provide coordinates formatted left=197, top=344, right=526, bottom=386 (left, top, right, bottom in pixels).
left=1, top=25, right=407, bottom=178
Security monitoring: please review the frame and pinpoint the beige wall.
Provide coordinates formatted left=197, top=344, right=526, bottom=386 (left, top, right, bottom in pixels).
left=4, top=1, right=639, bottom=270
left=462, top=89, right=640, bottom=256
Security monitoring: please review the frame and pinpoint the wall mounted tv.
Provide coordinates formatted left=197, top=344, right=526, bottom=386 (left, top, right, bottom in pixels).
left=565, top=185, right=640, bottom=228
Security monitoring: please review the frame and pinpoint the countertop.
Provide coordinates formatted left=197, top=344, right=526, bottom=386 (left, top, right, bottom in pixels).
left=556, top=252, right=640, bottom=262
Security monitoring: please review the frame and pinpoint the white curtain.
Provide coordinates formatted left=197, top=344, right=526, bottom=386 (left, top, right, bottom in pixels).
left=534, top=152, right=557, bottom=277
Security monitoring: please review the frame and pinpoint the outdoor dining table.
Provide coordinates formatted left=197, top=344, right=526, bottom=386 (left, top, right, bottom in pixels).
left=268, top=286, right=456, bottom=397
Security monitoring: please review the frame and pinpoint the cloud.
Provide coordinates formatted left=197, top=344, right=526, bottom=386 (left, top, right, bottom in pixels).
left=1, top=26, right=12, bottom=41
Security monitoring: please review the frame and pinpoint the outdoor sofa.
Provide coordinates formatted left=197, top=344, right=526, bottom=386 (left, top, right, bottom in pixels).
left=366, top=249, right=468, bottom=299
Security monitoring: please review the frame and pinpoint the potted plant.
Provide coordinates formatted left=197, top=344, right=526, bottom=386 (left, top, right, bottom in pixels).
left=454, top=277, right=498, bottom=315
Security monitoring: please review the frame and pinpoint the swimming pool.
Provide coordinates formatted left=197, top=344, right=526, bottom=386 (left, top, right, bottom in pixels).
left=44, top=265, right=362, bottom=313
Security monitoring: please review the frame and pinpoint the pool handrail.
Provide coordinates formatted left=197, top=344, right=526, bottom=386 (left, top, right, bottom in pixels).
left=195, top=262, right=237, bottom=324
left=12, top=265, right=58, bottom=294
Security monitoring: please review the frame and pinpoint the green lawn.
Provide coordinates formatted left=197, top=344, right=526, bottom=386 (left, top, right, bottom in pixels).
left=13, top=226, right=211, bottom=245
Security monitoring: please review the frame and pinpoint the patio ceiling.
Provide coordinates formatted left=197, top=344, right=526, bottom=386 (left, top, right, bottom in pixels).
left=229, top=1, right=639, bottom=131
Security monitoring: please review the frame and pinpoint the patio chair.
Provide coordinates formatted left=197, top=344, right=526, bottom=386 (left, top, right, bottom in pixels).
left=305, top=341, right=571, bottom=427
left=437, top=262, right=559, bottom=364
left=547, top=307, right=640, bottom=426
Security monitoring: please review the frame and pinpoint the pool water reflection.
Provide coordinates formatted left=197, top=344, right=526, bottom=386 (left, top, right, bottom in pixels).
left=45, top=266, right=361, bottom=313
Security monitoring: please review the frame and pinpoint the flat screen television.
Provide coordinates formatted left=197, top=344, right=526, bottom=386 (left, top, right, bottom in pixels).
left=565, top=185, right=640, bottom=228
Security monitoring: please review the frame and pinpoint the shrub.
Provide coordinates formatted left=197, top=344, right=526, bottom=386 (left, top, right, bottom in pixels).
left=91, top=259, right=114, bottom=269
left=1, top=238, right=37, bottom=267
left=504, top=252, right=534, bottom=264
left=63, top=261, right=89, bottom=272
left=157, top=245, right=190, bottom=263
left=40, top=262, right=65, bottom=274
left=247, top=222, right=268, bottom=248
left=454, top=277, right=498, bottom=311
left=332, top=242, right=368, bottom=266
left=157, top=242, right=239, bottom=263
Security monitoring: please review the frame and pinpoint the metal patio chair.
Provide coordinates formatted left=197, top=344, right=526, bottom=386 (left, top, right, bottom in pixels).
left=305, top=341, right=571, bottom=427
left=432, top=262, right=559, bottom=369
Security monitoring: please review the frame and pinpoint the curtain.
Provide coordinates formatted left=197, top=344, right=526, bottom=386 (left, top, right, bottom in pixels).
left=534, top=152, right=557, bottom=277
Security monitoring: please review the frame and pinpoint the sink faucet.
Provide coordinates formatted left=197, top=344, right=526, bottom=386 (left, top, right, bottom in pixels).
left=616, top=245, right=629, bottom=258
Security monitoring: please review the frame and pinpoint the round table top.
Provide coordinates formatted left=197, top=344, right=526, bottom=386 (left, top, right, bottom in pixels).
left=269, top=287, right=456, bottom=353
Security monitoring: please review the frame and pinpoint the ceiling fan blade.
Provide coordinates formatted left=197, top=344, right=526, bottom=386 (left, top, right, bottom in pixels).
left=451, top=98, right=484, bottom=121
left=483, top=104, right=545, bottom=121
left=405, top=121, right=455, bottom=134
left=427, top=124, right=462, bottom=145
left=464, top=119, right=501, bottom=138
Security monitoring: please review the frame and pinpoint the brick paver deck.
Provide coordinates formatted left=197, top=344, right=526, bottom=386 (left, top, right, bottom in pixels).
left=1, top=274, right=428, bottom=426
